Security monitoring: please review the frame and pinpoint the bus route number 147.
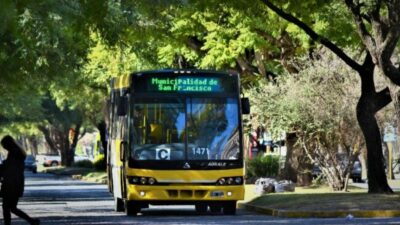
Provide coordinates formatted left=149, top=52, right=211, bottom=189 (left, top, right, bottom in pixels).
left=192, top=147, right=209, bottom=159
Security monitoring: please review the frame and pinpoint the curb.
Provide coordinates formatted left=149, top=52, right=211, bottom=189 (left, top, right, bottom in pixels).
left=239, top=203, right=400, bottom=218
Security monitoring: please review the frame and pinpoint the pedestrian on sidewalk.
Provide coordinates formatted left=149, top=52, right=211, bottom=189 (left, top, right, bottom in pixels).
left=0, top=135, right=40, bottom=225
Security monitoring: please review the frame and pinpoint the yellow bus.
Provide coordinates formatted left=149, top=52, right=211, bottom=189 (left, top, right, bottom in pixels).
left=107, top=70, right=249, bottom=216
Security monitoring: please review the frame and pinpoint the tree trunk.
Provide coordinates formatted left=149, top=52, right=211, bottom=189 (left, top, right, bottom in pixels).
left=60, top=128, right=70, bottom=166
left=279, top=133, right=312, bottom=186
left=27, top=136, right=38, bottom=156
left=38, top=125, right=59, bottom=155
left=356, top=65, right=393, bottom=193
left=66, top=123, right=82, bottom=167
left=61, top=136, right=69, bottom=166
left=279, top=132, right=298, bottom=182
left=357, top=106, right=392, bottom=193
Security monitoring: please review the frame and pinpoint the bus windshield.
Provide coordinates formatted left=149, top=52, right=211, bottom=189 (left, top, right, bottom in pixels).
left=131, top=97, right=239, bottom=161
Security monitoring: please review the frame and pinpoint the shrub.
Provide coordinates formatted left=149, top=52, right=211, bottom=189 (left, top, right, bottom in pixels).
left=93, top=154, right=106, bottom=171
left=246, top=155, right=280, bottom=178
left=73, top=159, right=93, bottom=168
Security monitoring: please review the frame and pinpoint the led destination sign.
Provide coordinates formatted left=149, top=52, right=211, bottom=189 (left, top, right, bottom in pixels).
left=132, top=73, right=238, bottom=94
left=149, top=77, right=221, bottom=93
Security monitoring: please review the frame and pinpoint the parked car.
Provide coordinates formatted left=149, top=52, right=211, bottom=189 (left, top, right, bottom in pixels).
left=350, top=160, right=363, bottom=183
left=36, top=154, right=93, bottom=167
left=74, top=155, right=93, bottom=162
left=25, top=155, right=37, bottom=173
left=36, top=155, right=61, bottom=167
left=312, top=165, right=323, bottom=179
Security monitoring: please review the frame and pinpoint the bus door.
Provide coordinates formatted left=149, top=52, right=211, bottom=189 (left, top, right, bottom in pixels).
left=110, top=91, right=129, bottom=199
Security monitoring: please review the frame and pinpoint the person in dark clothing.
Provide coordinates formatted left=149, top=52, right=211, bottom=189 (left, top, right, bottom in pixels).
left=0, top=135, right=40, bottom=225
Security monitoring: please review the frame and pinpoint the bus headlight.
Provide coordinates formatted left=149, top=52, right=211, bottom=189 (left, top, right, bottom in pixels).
left=148, top=177, right=156, bottom=185
left=234, top=177, right=242, bottom=184
left=217, top=178, right=226, bottom=185
left=140, top=177, right=147, bottom=185
left=216, top=177, right=243, bottom=185
left=128, top=176, right=157, bottom=185
left=128, top=176, right=140, bottom=184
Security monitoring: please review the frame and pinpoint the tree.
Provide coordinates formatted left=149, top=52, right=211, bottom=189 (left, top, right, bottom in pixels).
left=261, top=0, right=400, bottom=193
left=38, top=95, right=86, bottom=166
left=0, top=1, right=104, bottom=166
left=248, top=51, right=364, bottom=190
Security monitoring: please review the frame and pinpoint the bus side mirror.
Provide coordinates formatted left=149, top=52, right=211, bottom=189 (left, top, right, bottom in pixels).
left=241, top=97, right=250, bottom=115
left=117, top=96, right=128, bottom=116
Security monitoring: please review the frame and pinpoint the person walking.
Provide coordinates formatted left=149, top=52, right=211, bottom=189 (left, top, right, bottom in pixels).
left=0, top=135, right=40, bottom=225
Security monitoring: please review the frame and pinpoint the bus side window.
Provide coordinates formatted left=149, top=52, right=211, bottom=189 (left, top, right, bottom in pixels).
left=112, top=92, right=127, bottom=140
left=111, top=92, right=118, bottom=139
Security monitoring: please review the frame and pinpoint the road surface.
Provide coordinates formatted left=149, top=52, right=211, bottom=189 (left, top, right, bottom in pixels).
left=2, top=171, right=400, bottom=224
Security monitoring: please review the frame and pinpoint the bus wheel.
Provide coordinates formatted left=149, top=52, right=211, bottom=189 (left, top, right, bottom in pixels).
left=209, top=203, right=222, bottom=213
left=125, top=200, right=141, bottom=216
left=114, top=198, right=124, bottom=212
left=195, top=203, right=207, bottom=213
left=223, top=201, right=236, bottom=215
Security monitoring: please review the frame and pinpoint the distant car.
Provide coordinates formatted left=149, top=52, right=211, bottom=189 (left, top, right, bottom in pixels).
left=312, top=165, right=323, bottom=179
left=74, top=155, right=93, bottom=162
left=36, top=155, right=61, bottom=167
left=25, top=155, right=37, bottom=173
left=350, top=160, right=362, bottom=183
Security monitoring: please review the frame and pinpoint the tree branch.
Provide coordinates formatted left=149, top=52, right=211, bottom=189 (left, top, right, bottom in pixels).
left=369, top=0, right=388, bottom=44
left=254, top=28, right=281, bottom=46
left=344, top=0, right=377, bottom=57
left=382, top=63, right=400, bottom=85
left=38, top=125, right=58, bottom=152
left=261, top=0, right=363, bottom=73
left=236, top=56, right=258, bottom=75
left=385, top=0, right=400, bottom=29
left=186, top=36, right=204, bottom=53
left=374, top=87, right=392, bottom=112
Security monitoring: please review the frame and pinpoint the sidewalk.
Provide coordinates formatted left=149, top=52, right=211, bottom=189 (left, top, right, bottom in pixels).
left=240, top=178, right=400, bottom=218
left=351, top=177, right=400, bottom=192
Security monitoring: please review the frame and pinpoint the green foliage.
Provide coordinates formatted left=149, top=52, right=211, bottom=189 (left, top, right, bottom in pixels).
left=0, top=0, right=362, bottom=133
left=246, top=155, right=280, bottom=178
left=247, top=51, right=361, bottom=142
left=93, top=154, right=106, bottom=171
left=72, top=159, right=93, bottom=169
left=247, top=51, right=364, bottom=190
left=0, top=1, right=375, bottom=171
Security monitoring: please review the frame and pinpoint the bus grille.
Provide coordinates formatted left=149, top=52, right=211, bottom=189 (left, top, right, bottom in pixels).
left=167, top=190, right=207, bottom=198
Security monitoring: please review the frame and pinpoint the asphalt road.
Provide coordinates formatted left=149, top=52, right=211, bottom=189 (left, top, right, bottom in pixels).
left=2, top=171, right=400, bottom=225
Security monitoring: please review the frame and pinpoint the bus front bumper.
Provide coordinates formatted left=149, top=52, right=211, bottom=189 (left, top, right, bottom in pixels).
left=126, top=185, right=244, bottom=201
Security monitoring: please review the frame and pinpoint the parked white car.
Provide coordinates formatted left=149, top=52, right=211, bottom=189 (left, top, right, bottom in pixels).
left=74, top=155, right=93, bottom=162
left=36, top=154, right=92, bottom=167
left=36, top=155, right=61, bottom=167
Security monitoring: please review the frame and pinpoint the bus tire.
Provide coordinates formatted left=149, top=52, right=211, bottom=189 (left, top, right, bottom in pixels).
left=209, top=203, right=222, bottom=213
left=195, top=203, right=208, bottom=213
left=125, top=200, right=141, bottom=216
left=114, top=198, right=124, bottom=212
left=223, top=201, right=236, bottom=215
